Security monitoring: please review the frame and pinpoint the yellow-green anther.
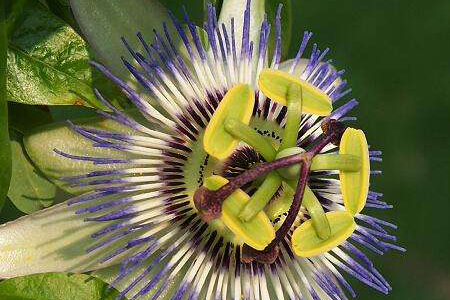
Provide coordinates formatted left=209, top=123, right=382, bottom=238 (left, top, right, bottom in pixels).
left=339, top=128, right=370, bottom=215
left=302, top=186, right=331, bottom=239
left=203, top=175, right=275, bottom=250
left=258, top=69, right=333, bottom=116
left=239, top=172, right=282, bottom=222
left=203, top=84, right=255, bottom=160
left=224, top=118, right=277, bottom=161
left=311, top=154, right=361, bottom=171
left=292, top=211, right=356, bottom=257
left=279, top=84, right=303, bottom=151
left=275, top=147, right=305, bottom=179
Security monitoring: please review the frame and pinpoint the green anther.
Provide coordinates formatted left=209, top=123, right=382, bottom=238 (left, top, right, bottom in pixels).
left=224, top=118, right=277, bottom=161
left=292, top=211, right=356, bottom=257
left=311, top=154, right=362, bottom=171
left=279, top=84, right=303, bottom=151
left=339, top=128, right=370, bottom=215
left=275, top=147, right=305, bottom=179
left=239, top=172, right=282, bottom=222
left=286, top=180, right=331, bottom=240
left=258, top=69, right=333, bottom=116
left=203, top=175, right=275, bottom=250
left=203, top=84, right=254, bottom=160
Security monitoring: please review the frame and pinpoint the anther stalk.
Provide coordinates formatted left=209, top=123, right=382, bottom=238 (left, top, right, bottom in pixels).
left=224, top=118, right=277, bottom=161
left=279, top=84, right=303, bottom=151
left=311, top=153, right=361, bottom=171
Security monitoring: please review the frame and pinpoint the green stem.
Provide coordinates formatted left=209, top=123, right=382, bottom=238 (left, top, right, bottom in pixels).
left=311, top=154, right=361, bottom=171
left=0, top=2, right=11, bottom=211
left=224, top=118, right=277, bottom=161
left=279, top=84, right=303, bottom=151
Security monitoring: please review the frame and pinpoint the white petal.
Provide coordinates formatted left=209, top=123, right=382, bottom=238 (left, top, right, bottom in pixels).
left=218, top=0, right=265, bottom=55
left=0, top=202, right=118, bottom=278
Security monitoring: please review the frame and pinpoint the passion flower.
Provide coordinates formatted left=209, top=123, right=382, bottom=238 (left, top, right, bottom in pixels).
left=0, top=1, right=404, bottom=300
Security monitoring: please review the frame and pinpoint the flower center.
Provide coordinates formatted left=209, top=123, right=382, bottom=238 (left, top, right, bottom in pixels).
left=184, top=70, right=366, bottom=264
left=183, top=115, right=286, bottom=241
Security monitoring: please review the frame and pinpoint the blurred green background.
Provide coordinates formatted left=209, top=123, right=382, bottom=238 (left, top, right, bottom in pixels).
left=3, top=0, right=449, bottom=299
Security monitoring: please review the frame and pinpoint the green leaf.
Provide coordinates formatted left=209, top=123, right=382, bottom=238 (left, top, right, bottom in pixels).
left=5, top=0, right=27, bottom=36
left=70, top=0, right=176, bottom=88
left=44, top=0, right=79, bottom=32
left=8, top=102, right=53, bottom=134
left=0, top=198, right=26, bottom=224
left=0, top=1, right=12, bottom=213
left=7, top=130, right=56, bottom=214
left=6, top=1, right=125, bottom=108
left=0, top=272, right=123, bottom=300
left=23, top=111, right=144, bottom=195
left=49, top=105, right=98, bottom=122
left=265, top=0, right=292, bottom=59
